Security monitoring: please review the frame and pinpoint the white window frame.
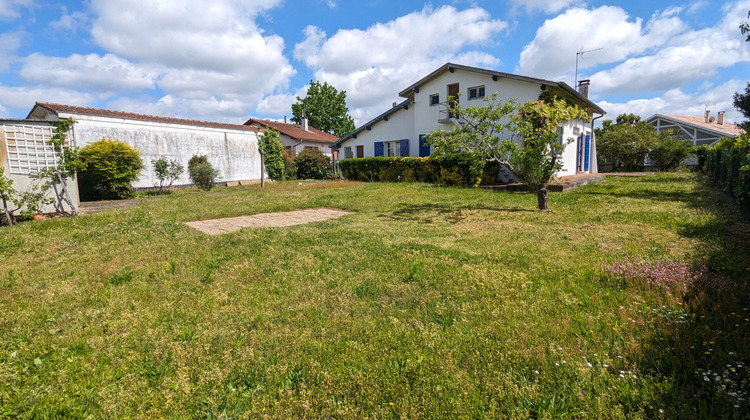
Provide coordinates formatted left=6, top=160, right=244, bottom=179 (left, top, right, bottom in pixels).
left=467, top=86, right=485, bottom=100
left=385, top=141, right=400, bottom=157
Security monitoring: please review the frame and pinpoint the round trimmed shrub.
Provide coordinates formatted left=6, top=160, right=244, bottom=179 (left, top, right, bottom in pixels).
left=188, top=155, right=219, bottom=190
left=78, top=139, right=144, bottom=200
left=294, top=148, right=332, bottom=179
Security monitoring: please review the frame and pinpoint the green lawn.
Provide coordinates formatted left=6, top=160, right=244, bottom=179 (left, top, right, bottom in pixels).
left=1, top=173, right=749, bottom=418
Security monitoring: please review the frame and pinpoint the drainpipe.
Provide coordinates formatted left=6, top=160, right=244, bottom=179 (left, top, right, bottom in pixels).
left=589, top=113, right=605, bottom=174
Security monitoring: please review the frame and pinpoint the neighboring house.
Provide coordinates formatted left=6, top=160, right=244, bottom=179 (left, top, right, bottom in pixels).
left=330, top=63, right=606, bottom=180
left=244, top=117, right=338, bottom=157
left=646, top=112, right=745, bottom=146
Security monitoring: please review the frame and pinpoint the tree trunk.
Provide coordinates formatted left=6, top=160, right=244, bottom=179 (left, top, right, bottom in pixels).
left=535, top=186, right=548, bottom=211
left=1, top=196, right=15, bottom=225
left=260, top=153, right=265, bottom=188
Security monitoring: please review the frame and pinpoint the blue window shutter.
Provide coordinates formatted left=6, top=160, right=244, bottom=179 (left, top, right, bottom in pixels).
left=419, top=135, right=430, bottom=157
left=584, top=134, right=591, bottom=171
left=374, top=141, right=384, bottom=157
left=400, top=139, right=409, bottom=157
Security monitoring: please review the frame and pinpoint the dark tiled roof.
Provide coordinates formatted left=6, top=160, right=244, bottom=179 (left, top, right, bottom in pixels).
left=31, top=102, right=259, bottom=132
left=244, top=118, right=338, bottom=143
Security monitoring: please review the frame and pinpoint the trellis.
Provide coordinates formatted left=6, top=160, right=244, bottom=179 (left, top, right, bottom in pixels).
left=2, top=123, right=66, bottom=175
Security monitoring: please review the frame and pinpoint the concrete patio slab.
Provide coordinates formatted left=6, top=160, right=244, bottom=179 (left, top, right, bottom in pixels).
left=185, top=207, right=354, bottom=235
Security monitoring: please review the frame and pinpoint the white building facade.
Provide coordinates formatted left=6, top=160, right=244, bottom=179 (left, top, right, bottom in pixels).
left=28, top=103, right=264, bottom=189
left=331, top=63, right=606, bottom=179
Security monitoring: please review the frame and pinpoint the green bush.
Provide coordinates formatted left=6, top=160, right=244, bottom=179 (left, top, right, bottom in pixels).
left=648, top=132, right=694, bottom=171
left=706, top=140, right=750, bottom=219
left=152, top=156, right=184, bottom=192
left=258, top=129, right=284, bottom=180
left=338, top=153, right=488, bottom=187
left=188, top=155, right=219, bottom=190
left=294, top=149, right=332, bottom=179
left=282, top=148, right=297, bottom=180
left=78, top=139, right=144, bottom=200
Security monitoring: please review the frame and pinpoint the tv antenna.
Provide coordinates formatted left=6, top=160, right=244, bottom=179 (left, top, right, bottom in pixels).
left=575, top=47, right=603, bottom=87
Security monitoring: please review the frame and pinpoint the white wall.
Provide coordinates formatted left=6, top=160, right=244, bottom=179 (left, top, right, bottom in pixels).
left=339, top=105, right=415, bottom=158
left=66, top=115, right=262, bottom=188
left=338, top=67, right=595, bottom=177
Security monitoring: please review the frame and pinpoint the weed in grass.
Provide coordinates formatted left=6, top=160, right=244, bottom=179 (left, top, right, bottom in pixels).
left=404, top=259, right=426, bottom=286
left=109, top=266, right=135, bottom=285
left=354, top=280, right=379, bottom=300
left=167, top=259, right=177, bottom=275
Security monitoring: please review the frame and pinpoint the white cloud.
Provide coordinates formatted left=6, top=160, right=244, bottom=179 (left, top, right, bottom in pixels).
left=0, top=32, right=22, bottom=73
left=107, top=95, right=252, bottom=123
left=518, top=6, right=688, bottom=81
left=0, top=0, right=33, bottom=20
left=82, top=0, right=294, bottom=119
left=256, top=86, right=308, bottom=116
left=0, top=84, right=96, bottom=111
left=507, top=0, right=584, bottom=14
left=588, top=1, right=750, bottom=93
left=49, top=7, right=89, bottom=32
left=293, top=5, right=507, bottom=124
left=20, top=53, right=157, bottom=92
left=597, top=79, right=746, bottom=124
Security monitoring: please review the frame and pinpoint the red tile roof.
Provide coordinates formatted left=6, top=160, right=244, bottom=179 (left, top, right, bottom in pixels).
left=31, top=102, right=259, bottom=132
left=658, top=114, right=744, bottom=138
left=244, top=118, right=338, bottom=143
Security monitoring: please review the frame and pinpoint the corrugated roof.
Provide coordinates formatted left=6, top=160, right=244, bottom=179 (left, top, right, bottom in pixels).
left=244, top=118, right=338, bottom=143
left=30, top=102, right=259, bottom=132
left=649, top=114, right=744, bottom=138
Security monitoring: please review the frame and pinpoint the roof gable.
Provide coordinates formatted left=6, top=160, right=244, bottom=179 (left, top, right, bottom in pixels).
left=29, top=102, right=259, bottom=132
left=647, top=114, right=744, bottom=138
left=398, top=62, right=605, bottom=115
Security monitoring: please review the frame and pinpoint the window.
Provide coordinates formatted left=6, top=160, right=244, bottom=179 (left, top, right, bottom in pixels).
left=429, top=94, right=440, bottom=106
left=343, top=146, right=353, bottom=159
left=385, top=141, right=400, bottom=157
left=468, top=86, right=485, bottom=100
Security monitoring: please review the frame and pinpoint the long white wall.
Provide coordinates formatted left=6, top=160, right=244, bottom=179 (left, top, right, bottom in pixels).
left=67, top=115, right=262, bottom=188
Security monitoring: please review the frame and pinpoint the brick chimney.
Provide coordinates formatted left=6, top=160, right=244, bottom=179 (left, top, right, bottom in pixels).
left=577, top=79, right=590, bottom=99
left=718, top=111, right=725, bottom=125
left=301, top=109, right=309, bottom=131
left=705, top=110, right=711, bottom=123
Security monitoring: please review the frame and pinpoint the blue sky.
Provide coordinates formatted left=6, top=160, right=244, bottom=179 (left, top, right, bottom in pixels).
left=0, top=0, right=748, bottom=127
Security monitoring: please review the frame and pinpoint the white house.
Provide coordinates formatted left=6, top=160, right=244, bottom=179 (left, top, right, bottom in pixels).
left=244, top=117, right=338, bottom=157
left=330, top=63, right=606, bottom=180
left=646, top=111, right=744, bottom=146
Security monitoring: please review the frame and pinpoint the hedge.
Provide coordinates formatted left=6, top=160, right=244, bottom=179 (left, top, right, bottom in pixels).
left=705, top=149, right=750, bottom=219
left=338, top=153, right=502, bottom=188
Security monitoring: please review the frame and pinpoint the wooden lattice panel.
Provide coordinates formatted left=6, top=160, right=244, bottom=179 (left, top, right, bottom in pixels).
left=2, top=124, right=63, bottom=175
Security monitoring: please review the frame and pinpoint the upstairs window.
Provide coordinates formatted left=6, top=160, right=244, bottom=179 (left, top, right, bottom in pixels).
left=429, top=94, right=440, bottom=106
left=468, top=86, right=485, bottom=100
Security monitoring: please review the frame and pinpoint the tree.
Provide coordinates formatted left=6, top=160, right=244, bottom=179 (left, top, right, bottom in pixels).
left=596, top=114, right=657, bottom=171
left=425, top=92, right=590, bottom=210
left=78, top=140, right=145, bottom=200
left=740, top=10, right=750, bottom=42
left=187, top=155, right=219, bottom=190
left=291, top=80, right=356, bottom=137
left=648, top=130, right=694, bottom=171
left=152, top=156, right=184, bottom=192
left=734, top=83, right=750, bottom=131
left=258, top=129, right=285, bottom=180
